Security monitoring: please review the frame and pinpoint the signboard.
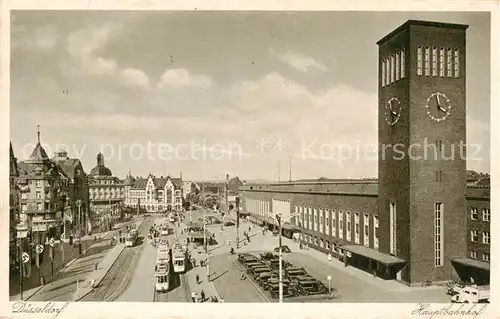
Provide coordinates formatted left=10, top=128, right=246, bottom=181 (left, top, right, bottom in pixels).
left=49, top=237, right=55, bottom=247
left=36, top=244, right=44, bottom=254
left=21, top=252, right=30, bottom=264
left=327, top=275, right=332, bottom=281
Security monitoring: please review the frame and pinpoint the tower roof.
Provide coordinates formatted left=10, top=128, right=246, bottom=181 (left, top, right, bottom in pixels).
left=29, top=142, right=50, bottom=162
left=377, top=20, right=469, bottom=45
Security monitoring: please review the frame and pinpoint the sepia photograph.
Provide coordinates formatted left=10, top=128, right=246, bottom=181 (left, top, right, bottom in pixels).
left=3, top=2, right=497, bottom=317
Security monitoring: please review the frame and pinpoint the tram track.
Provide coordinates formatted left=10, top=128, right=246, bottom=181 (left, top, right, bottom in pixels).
left=80, top=220, right=152, bottom=302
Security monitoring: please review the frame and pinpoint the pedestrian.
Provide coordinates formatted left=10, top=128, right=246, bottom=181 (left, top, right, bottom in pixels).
left=191, top=291, right=196, bottom=303
left=373, top=269, right=377, bottom=278
left=200, top=290, right=205, bottom=302
left=95, top=262, right=98, bottom=271
left=248, top=227, right=251, bottom=233
left=196, top=274, right=200, bottom=284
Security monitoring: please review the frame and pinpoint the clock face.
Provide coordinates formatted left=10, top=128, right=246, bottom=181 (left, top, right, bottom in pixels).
left=425, top=92, right=451, bottom=122
left=384, top=97, right=402, bottom=125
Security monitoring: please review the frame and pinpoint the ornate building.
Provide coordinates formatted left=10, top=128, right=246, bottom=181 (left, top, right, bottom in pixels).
left=124, top=173, right=183, bottom=212
left=17, top=130, right=70, bottom=242
left=9, top=142, right=20, bottom=270
left=52, top=150, right=89, bottom=237
left=88, top=153, right=125, bottom=229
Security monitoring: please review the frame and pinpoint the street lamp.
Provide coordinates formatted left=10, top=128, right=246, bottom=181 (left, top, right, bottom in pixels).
left=16, top=225, right=29, bottom=300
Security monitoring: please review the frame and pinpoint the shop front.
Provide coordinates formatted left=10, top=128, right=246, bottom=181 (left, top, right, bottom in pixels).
left=342, top=244, right=406, bottom=280
left=451, top=258, right=490, bottom=285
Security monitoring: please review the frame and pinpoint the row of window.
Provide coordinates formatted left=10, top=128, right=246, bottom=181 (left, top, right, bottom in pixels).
left=470, top=208, right=490, bottom=222
left=91, top=194, right=123, bottom=200
left=470, top=230, right=490, bottom=244
left=381, top=49, right=406, bottom=87
left=294, top=206, right=380, bottom=250
left=301, top=235, right=346, bottom=255
left=417, top=46, right=460, bottom=78
left=470, top=251, right=490, bottom=262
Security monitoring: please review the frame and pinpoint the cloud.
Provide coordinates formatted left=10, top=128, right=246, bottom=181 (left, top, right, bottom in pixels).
left=12, top=25, right=61, bottom=52
left=121, top=68, right=150, bottom=88
left=157, top=69, right=213, bottom=89
left=270, top=48, right=328, bottom=72
left=65, top=22, right=122, bottom=76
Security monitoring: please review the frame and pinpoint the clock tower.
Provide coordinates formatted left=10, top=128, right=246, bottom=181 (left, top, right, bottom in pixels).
left=377, top=20, right=468, bottom=285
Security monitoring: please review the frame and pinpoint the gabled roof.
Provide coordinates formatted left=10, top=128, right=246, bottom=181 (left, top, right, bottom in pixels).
left=131, top=176, right=182, bottom=190
left=53, top=158, right=85, bottom=179
left=10, top=142, right=18, bottom=177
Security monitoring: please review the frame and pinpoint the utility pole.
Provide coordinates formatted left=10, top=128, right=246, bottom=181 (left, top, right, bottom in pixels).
left=276, top=213, right=283, bottom=303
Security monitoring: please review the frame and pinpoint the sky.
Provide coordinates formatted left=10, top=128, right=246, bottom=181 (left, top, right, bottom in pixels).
left=10, top=11, right=491, bottom=181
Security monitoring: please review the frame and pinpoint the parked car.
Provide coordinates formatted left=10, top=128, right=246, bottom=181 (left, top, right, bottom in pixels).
left=274, top=245, right=291, bottom=253
left=224, top=221, right=235, bottom=227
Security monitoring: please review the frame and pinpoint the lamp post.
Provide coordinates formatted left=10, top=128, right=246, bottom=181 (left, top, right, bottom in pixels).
left=76, top=199, right=82, bottom=236
left=16, top=225, right=28, bottom=300
left=276, top=214, right=283, bottom=303
left=272, top=208, right=300, bottom=303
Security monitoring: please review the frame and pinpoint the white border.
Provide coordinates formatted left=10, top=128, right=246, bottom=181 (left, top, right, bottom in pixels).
left=1, top=1, right=499, bottom=318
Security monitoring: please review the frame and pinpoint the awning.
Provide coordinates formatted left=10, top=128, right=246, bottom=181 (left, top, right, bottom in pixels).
left=342, top=244, right=406, bottom=265
left=452, top=258, right=490, bottom=271
left=281, top=223, right=301, bottom=232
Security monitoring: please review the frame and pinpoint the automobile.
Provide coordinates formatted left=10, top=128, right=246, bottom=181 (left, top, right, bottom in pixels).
left=224, top=221, right=235, bottom=227
left=274, top=245, right=291, bottom=253
left=260, top=252, right=278, bottom=260
left=446, top=282, right=472, bottom=295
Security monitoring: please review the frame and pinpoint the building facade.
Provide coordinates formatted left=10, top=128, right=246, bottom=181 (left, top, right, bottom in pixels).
left=52, top=150, right=89, bottom=238
left=88, top=153, right=125, bottom=230
left=125, top=173, right=183, bottom=212
left=9, top=143, right=20, bottom=271
left=240, top=20, right=490, bottom=286
left=16, top=131, right=71, bottom=244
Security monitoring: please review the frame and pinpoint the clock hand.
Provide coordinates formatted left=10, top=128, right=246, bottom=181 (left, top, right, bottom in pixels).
left=436, top=94, right=441, bottom=106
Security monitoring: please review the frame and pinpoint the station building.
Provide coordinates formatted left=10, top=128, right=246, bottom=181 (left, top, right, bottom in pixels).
left=240, top=20, right=490, bottom=286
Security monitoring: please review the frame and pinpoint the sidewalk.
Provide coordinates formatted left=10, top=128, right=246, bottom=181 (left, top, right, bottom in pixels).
left=75, top=243, right=126, bottom=301
left=185, top=251, right=221, bottom=303
left=11, top=237, right=122, bottom=302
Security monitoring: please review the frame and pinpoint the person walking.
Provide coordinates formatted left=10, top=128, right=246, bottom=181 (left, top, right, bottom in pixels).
left=196, top=274, right=200, bottom=284
left=200, top=290, right=206, bottom=302
left=191, top=291, right=197, bottom=303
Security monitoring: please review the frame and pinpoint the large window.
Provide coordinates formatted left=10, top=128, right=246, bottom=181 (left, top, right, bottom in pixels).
left=346, top=212, right=351, bottom=242
left=390, top=203, right=396, bottom=255
left=439, top=48, right=445, bottom=76
left=434, top=203, right=444, bottom=267
left=354, top=213, right=360, bottom=244
left=339, top=211, right=344, bottom=239
left=447, top=48, right=453, bottom=77
left=332, top=210, right=336, bottom=238
left=454, top=49, right=460, bottom=77
left=325, top=209, right=330, bottom=235
left=390, top=55, right=395, bottom=83
left=381, top=60, right=386, bottom=86
left=314, top=207, right=318, bottom=232
left=395, top=52, right=400, bottom=80
left=470, top=251, right=477, bottom=259
left=373, top=216, right=379, bottom=250
left=417, top=46, right=423, bottom=75
left=400, top=49, right=405, bottom=78
left=363, top=214, right=369, bottom=247
left=424, top=46, right=430, bottom=76
left=319, top=208, right=324, bottom=233
left=432, top=47, right=437, bottom=76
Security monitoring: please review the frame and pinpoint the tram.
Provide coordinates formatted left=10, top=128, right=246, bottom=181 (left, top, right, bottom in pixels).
left=155, top=257, right=170, bottom=292
left=125, top=229, right=138, bottom=247
left=172, top=247, right=186, bottom=273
